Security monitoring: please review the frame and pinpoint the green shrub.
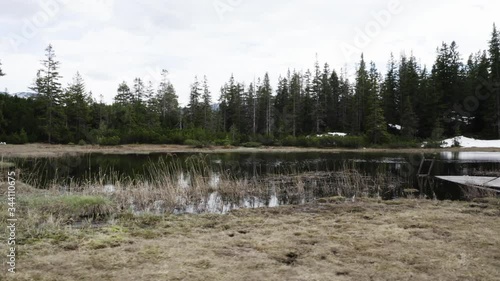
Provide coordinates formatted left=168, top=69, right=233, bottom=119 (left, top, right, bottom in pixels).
left=4, top=129, right=29, bottom=144
left=282, top=136, right=297, bottom=146
left=99, top=136, right=121, bottom=146
left=385, top=141, right=420, bottom=149
left=214, top=138, right=231, bottom=146
left=78, top=139, right=87, bottom=146
left=242, top=142, right=262, bottom=148
left=423, top=140, right=444, bottom=148
left=184, top=139, right=205, bottom=148
left=256, top=135, right=275, bottom=146
left=20, top=195, right=115, bottom=219
left=385, top=136, right=420, bottom=148
left=19, top=128, right=28, bottom=144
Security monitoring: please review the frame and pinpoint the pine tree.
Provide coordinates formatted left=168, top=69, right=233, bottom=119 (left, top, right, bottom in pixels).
left=133, top=78, right=145, bottom=104
left=245, top=82, right=257, bottom=135
left=398, top=54, right=420, bottom=137
left=0, top=60, right=5, bottom=77
left=300, top=70, right=314, bottom=135
left=31, top=44, right=64, bottom=143
left=321, top=63, right=333, bottom=132
left=328, top=69, right=340, bottom=131
left=354, top=54, right=369, bottom=134
left=488, top=23, right=500, bottom=138
left=145, top=80, right=160, bottom=128
left=257, top=73, right=273, bottom=135
left=311, top=58, right=324, bottom=133
left=115, top=82, right=132, bottom=104
left=187, top=76, right=202, bottom=128
left=338, top=70, right=353, bottom=133
left=400, top=96, right=418, bottom=138
left=274, top=76, right=290, bottom=137
left=432, top=42, right=465, bottom=136
left=365, top=62, right=389, bottom=144
left=464, top=51, right=490, bottom=137
left=201, top=76, right=213, bottom=131
left=381, top=53, right=399, bottom=126
left=63, top=72, right=91, bottom=142
left=289, top=71, right=301, bottom=136
left=157, top=70, right=180, bottom=130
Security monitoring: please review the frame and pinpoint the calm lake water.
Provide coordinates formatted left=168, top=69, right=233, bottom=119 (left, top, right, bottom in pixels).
left=8, top=151, right=500, bottom=212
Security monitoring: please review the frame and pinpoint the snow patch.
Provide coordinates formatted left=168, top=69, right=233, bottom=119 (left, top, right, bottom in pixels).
left=316, top=132, right=347, bottom=137
left=441, top=136, right=500, bottom=148
left=388, top=124, right=402, bottom=130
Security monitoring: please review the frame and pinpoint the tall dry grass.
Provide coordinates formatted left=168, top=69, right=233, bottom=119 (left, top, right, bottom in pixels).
left=19, top=155, right=403, bottom=214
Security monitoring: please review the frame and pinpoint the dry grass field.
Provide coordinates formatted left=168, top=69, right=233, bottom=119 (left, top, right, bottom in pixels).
left=1, top=186, right=499, bottom=281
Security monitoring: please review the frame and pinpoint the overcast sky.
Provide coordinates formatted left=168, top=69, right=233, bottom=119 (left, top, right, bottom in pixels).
left=0, top=0, right=498, bottom=105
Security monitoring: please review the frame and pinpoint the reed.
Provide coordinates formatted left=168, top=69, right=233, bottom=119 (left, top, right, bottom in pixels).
left=17, top=155, right=404, bottom=215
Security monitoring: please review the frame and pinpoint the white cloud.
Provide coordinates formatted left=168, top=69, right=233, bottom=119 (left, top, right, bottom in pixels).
left=0, top=0, right=499, bottom=105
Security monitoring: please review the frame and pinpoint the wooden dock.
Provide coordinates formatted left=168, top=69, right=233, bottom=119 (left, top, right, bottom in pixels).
left=435, top=176, right=500, bottom=193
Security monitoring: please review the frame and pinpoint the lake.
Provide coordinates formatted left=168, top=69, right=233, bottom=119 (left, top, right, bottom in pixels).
left=7, top=151, right=500, bottom=213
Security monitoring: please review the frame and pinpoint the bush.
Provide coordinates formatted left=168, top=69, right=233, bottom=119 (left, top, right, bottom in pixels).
left=242, top=142, right=262, bottom=148
left=423, top=140, right=444, bottom=148
left=99, top=136, right=121, bottom=146
left=4, top=129, right=29, bottom=144
left=20, top=195, right=115, bottom=220
left=295, top=135, right=365, bottom=149
left=385, top=140, right=420, bottom=149
left=282, top=136, right=297, bottom=146
left=78, top=139, right=87, bottom=146
left=214, top=138, right=231, bottom=146
left=385, top=136, right=420, bottom=148
left=256, top=135, right=276, bottom=146
left=184, top=139, right=209, bottom=148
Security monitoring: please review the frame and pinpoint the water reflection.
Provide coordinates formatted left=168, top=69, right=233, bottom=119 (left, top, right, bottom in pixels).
left=440, top=152, right=500, bottom=162
left=7, top=151, right=500, bottom=212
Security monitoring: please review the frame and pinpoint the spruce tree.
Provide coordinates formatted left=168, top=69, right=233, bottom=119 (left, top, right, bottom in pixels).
left=354, top=54, right=369, bottom=134
left=398, top=54, right=420, bottom=137
left=64, top=72, right=91, bottom=142
left=289, top=71, right=301, bottom=136
left=328, top=69, right=340, bottom=131
left=274, top=76, right=289, bottom=137
left=381, top=54, right=399, bottom=126
left=187, top=76, right=202, bottom=128
left=201, top=76, right=213, bottom=131
left=115, top=82, right=132, bottom=105
left=488, top=23, right=500, bottom=138
left=0, top=60, right=5, bottom=77
left=365, top=62, right=389, bottom=144
left=300, top=70, right=314, bottom=135
left=157, top=70, right=180, bottom=130
left=257, top=73, right=273, bottom=135
left=31, top=44, right=64, bottom=143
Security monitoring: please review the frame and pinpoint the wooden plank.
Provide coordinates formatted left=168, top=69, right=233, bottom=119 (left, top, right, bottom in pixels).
left=436, top=176, right=500, bottom=191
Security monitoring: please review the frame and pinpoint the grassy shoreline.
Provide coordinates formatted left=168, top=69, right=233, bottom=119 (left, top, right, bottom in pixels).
left=1, top=190, right=499, bottom=280
left=2, top=143, right=500, bottom=158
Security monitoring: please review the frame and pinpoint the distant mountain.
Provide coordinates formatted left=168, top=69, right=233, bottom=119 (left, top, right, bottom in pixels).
left=11, top=92, right=38, bottom=99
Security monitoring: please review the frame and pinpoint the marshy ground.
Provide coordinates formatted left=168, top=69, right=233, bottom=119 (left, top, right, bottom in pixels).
left=2, top=143, right=500, bottom=158
left=1, top=185, right=499, bottom=281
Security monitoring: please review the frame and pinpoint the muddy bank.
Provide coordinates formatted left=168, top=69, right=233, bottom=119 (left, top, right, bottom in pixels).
left=2, top=143, right=500, bottom=158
